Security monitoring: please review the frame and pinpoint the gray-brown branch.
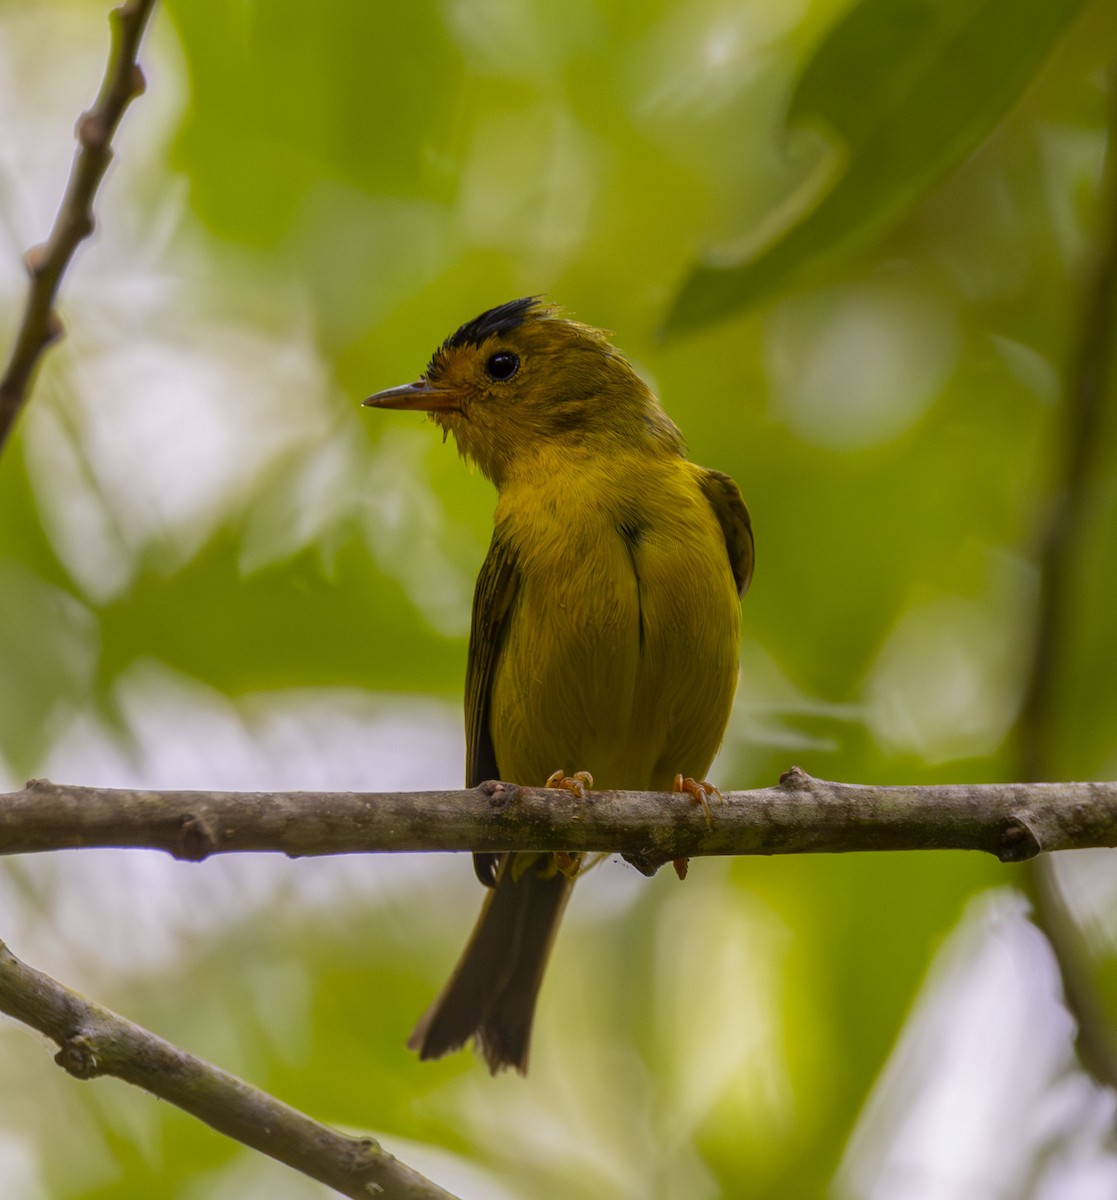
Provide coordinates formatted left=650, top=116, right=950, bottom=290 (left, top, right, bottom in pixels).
left=1013, top=63, right=1117, bottom=1093
left=0, top=0, right=156, bottom=450
left=3, top=770, right=1117, bottom=871
left=0, top=938, right=459, bottom=1200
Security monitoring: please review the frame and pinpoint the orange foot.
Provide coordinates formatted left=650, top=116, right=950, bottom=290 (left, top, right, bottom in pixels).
left=545, top=769, right=594, bottom=798
left=672, top=774, right=723, bottom=880
left=674, top=773, right=722, bottom=829
left=545, top=771, right=593, bottom=878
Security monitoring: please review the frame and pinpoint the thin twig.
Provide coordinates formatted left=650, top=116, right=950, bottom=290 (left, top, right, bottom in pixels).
left=1016, top=64, right=1117, bottom=1092
left=0, top=12, right=465, bottom=1192
left=0, top=0, right=157, bottom=451
left=2, top=771, right=1117, bottom=870
left=0, top=939, right=459, bottom=1200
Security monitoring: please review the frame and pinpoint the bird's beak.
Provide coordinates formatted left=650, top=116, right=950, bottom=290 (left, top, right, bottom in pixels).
left=362, top=379, right=463, bottom=412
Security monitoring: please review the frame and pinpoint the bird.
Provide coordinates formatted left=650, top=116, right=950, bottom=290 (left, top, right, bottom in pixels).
left=363, top=297, right=753, bottom=1073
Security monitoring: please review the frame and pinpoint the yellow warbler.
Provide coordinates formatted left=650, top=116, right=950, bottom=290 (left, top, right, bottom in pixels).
left=364, top=298, right=752, bottom=1073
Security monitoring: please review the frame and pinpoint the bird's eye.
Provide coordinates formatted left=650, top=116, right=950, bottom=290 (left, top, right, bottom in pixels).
left=485, top=351, right=520, bottom=381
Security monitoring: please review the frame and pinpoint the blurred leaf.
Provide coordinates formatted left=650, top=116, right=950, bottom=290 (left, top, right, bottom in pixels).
left=163, top=0, right=464, bottom=245
left=664, top=0, right=1089, bottom=335
left=96, top=529, right=463, bottom=699
left=0, top=560, right=97, bottom=773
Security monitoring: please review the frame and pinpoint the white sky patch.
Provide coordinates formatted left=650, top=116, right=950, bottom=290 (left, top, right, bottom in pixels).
left=25, top=294, right=334, bottom=602
left=0, top=1133, right=47, bottom=1200
left=0, top=3, right=338, bottom=603
left=1046, top=849, right=1117, bottom=961
left=44, top=663, right=462, bottom=795
left=0, top=661, right=463, bottom=993
left=837, top=889, right=1117, bottom=1200
left=0, top=5, right=174, bottom=247
left=0, top=4, right=185, bottom=323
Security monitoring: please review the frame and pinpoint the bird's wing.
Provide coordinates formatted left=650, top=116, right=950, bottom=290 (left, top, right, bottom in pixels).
left=466, top=528, right=521, bottom=789
left=698, top=469, right=755, bottom=598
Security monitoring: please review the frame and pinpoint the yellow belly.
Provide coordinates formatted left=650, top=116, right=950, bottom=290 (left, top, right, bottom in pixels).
left=489, top=456, right=741, bottom=791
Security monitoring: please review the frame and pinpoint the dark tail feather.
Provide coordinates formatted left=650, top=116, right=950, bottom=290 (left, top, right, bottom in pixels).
left=409, top=854, right=574, bottom=1073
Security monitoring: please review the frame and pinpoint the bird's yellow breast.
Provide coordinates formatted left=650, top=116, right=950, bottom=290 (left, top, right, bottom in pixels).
left=489, top=447, right=741, bottom=791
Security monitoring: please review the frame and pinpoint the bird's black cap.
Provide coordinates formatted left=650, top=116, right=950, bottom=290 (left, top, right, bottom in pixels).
left=444, top=297, right=544, bottom=350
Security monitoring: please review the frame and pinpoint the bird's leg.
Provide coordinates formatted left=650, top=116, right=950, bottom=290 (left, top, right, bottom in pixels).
left=673, top=773, right=721, bottom=828
left=671, top=774, right=723, bottom=880
left=545, top=769, right=593, bottom=798
left=544, top=770, right=593, bottom=879
left=553, top=852, right=584, bottom=879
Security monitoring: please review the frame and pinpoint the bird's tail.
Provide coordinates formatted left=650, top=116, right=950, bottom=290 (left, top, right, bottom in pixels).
left=408, top=853, right=574, bottom=1074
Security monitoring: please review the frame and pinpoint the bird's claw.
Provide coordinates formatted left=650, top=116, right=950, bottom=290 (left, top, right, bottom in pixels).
left=545, top=769, right=594, bottom=799
left=554, top=851, right=582, bottom=878
left=674, top=774, right=721, bottom=830
left=671, top=775, right=722, bottom=880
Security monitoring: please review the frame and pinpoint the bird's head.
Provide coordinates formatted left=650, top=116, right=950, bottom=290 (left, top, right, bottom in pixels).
left=363, top=298, right=682, bottom=485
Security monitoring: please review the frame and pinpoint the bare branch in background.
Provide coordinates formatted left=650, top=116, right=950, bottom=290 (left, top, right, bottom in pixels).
left=3, top=771, right=1117, bottom=870
left=1016, top=64, right=1117, bottom=1093
left=0, top=939, right=460, bottom=1200
left=0, top=0, right=157, bottom=451
left=0, top=8, right=465, bottom=1195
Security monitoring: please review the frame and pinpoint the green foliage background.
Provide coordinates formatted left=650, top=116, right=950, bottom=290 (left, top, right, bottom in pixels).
left=2, top=0, right=1117, bottom=1196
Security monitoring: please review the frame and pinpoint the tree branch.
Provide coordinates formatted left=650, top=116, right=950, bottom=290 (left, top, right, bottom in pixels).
left=0, top=0, right=157, bottom=451
left=3, top=770, right=1117, bottom=870
left=0, top=938, right=459, bottom=1200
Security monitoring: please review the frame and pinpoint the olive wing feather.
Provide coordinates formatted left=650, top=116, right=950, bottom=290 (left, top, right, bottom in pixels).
left=698, top=468, right=754, bottom=598
left=465, top=531, right=521, bottom=888
left=465, top=529, right=520, bottom=789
